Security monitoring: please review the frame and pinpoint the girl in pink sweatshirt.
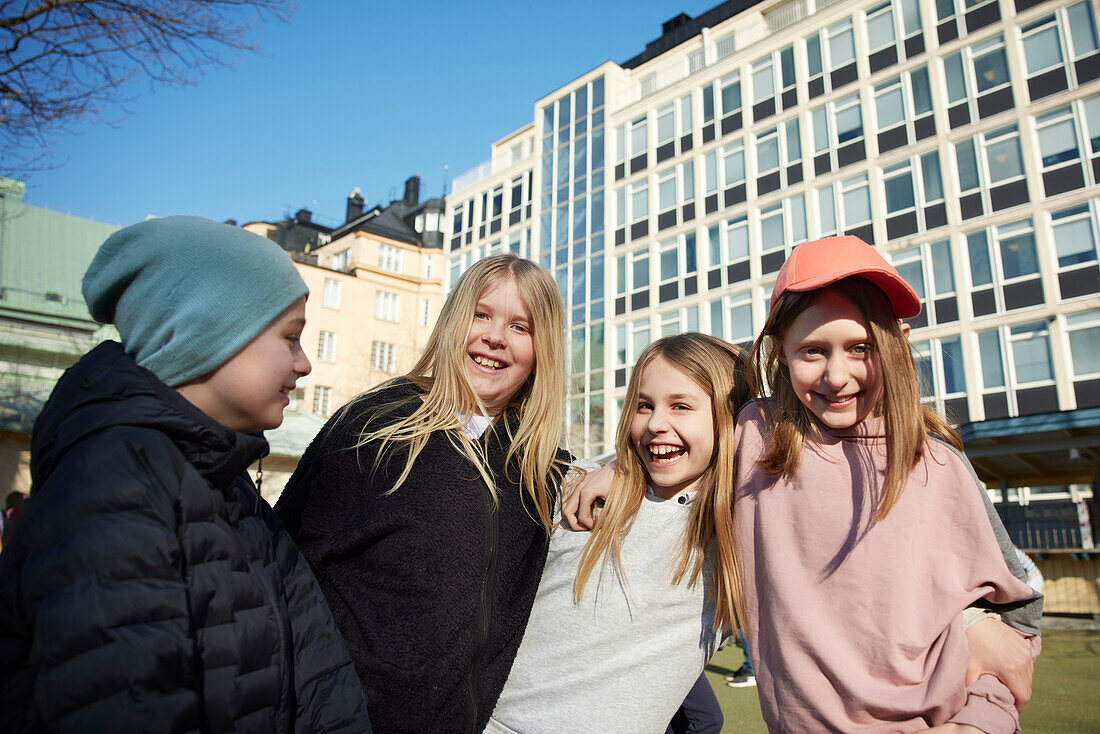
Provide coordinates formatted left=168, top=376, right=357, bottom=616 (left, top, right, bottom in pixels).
left=739, top=235, right=1041, bottom=733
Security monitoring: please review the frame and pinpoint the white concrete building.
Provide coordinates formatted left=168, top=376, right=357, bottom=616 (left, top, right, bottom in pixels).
left=445, top=0, right=1100, bottom=570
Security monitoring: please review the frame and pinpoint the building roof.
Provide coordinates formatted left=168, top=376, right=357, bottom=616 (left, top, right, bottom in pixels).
left=621, top=0, right=763, bottom=69
left=330, top=196, right=445, bottom=249
left=960, top=409, right=1100, bottom=489
left=0, top=179, right=120, bottom=330
left=263, top=407, right=326, bottom=458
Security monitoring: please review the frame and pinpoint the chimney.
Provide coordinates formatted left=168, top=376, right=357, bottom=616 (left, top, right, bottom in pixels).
left=662, top=13, right=691, bottom=35
left=295, top=208, right=312, bottom=223
left=346, top=187, right=365, bottom=223
left=403, top=175, right=420, bottom=206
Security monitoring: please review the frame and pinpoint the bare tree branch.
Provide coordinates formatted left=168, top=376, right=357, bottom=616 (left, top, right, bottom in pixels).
left=0, top=0, right=294, bottom=176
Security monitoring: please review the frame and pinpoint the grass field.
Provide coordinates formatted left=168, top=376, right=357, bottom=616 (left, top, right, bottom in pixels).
left=704, top=628, right=1100, bottom=733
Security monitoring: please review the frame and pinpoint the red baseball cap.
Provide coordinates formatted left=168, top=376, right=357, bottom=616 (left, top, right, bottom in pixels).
left=770, top=236, right=921, bottom=319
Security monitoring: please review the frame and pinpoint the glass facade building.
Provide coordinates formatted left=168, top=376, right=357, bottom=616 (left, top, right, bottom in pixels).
left=444, top=0, right=1100, bottom=494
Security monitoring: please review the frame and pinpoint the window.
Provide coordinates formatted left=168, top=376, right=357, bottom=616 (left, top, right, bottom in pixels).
left=754, top=118, right=803, bottom=195
left=1067, top=309, right=1100, bottom=407
left=508, top=175, right=528, bottom=225
left=480, top=184, right=504, bottom=235
left=370, top=341, right=397, bottom=374
left=657, top=233, right=698, bottom=303
left=1020, top=1, right=1100, bottom=102
left=322, top=278, right=341, bottom=309
left=703, top=73, right=743, bottom=136
left=616, top=116, right=648, bottom=173
left=332, top=249, right=351, bottom=270
left=639, top=73, right=657, bottom=98
left=709, top=290, right=755, bottom=346
left=660, top=305, right=699, bottom=336
left=378, top=244, right=402, bottom=273
left=811, top=92, right=865, bottom=175
left=423, top=255, right=434, bottom=280
left=656, top=161, right=695, bottom=231
left=750, top=45, right=796, bottom=121
left=716, top=139, right=747, bottom=209
left=912, top=335, right=967, bottom=421
left=873, top=66, right=934, bottom=153
left=655, top=95, right=693, bottom=163
left=865, top=0, right=920, bottom=73
left=420, top=299, right=431, bottom=327
left=707, top=215, right=750, bottom=289
left=881, top=152, right=946, bottom=239
left=817, top=174, right=871, bottom=243
left=805, top=18, right=858, bottom=98
left=967, top=218, right=1043, bottom=317
left=890, top=239, right=958, bottom=328
left=934, top=0, right=1001, bottom=44
left=449, top=255, right=462, bottom=290
left=954, top=124, right=1028, bottom=219
left=615, top=248, right=650, bottom=313
left=976, top=321, right=1056, bottom=419
left=1035, top=104, right=1091, bottom=197
left=317, top=330, right=336, bottom=363
left=614, top=180, right=649, bottom=245
left=943, top=35, right=1013, bottom=129
left=687, top=48, right=706, bottom=74
left=374, top=290, right=400, bottom=322
left=759, top=195, right=808, bottom=274
left=614, top=318, right=651, bottom=387
left=1051, top=203, right=1100, bottom=299
left=715, top=31, right=736, bottom=60
left=312, top=386, right=332, bottom=418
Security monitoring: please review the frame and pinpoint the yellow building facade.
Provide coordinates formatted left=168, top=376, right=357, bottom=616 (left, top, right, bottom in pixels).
left=292, top=229, right=443, bottom=418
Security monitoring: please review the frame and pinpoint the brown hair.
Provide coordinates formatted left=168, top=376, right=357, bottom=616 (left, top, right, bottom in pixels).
left=748, top=277, right=962, bottom=521
left=574, top=333, right=750, bottom=633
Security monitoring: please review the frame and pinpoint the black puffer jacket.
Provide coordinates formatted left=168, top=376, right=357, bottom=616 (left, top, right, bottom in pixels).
left=276, top=379, right=568, bottom=734
left=0, top=342, right=371, bottom=733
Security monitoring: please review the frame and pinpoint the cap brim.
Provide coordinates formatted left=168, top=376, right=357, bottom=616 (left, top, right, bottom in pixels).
left=784, top=266, right=922, bottom=319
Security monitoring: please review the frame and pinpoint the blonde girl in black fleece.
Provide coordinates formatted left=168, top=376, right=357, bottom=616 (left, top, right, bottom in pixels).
left=276, top=254, right=571, bottom=734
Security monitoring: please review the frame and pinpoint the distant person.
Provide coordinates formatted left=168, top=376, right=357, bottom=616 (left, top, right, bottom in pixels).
left=0, top=217, right=370, bottom=732
left=724, top=629, right=755, bottom=688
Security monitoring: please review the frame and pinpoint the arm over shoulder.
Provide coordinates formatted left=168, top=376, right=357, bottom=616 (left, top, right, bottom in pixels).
left=931, top=438, right=1043, bottom=637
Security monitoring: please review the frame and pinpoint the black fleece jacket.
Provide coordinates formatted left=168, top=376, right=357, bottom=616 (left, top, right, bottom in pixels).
left=276, top=379, right=566, bottom=734
left=0, top=342, right=371, bottom=733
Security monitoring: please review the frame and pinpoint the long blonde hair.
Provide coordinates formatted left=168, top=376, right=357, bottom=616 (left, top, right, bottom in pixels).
left=348, top=254, right=568, bottom=532
left=574, top=333, right=750, bottom=634
left=748, top=277, right=962, bottom=521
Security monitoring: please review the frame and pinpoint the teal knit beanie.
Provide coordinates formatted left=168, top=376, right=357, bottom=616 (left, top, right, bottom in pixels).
left=83, top=216, right=308, bottom=387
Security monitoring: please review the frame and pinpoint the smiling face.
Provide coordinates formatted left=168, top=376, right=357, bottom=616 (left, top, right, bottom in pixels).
left=778, top=289, right=884, bottom=430
left=465, top=275, right=536, bottom=415
left=629, top=356, right=716, bottom=500
left=176, top=295, right=311, bottom=433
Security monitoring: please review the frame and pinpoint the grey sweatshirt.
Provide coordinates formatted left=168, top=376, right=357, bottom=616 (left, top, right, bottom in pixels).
left=485, top=491, right=718, bottom=734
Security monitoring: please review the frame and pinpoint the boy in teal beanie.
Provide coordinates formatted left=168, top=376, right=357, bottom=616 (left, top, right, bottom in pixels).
left=0, top=217, right=372, bottom=733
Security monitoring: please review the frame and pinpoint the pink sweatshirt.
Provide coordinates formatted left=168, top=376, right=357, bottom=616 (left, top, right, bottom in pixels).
left=733, top=402, right=1040, bottom=733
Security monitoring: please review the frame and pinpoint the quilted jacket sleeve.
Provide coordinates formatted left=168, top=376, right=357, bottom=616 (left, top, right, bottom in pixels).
left=262, top=503, right=372, bottom=733
left=0, top=429, right=200, bottom=733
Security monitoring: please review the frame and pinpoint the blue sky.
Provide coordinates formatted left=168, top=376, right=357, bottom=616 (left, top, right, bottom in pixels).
left=19, top=0, right=720, bottom=228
